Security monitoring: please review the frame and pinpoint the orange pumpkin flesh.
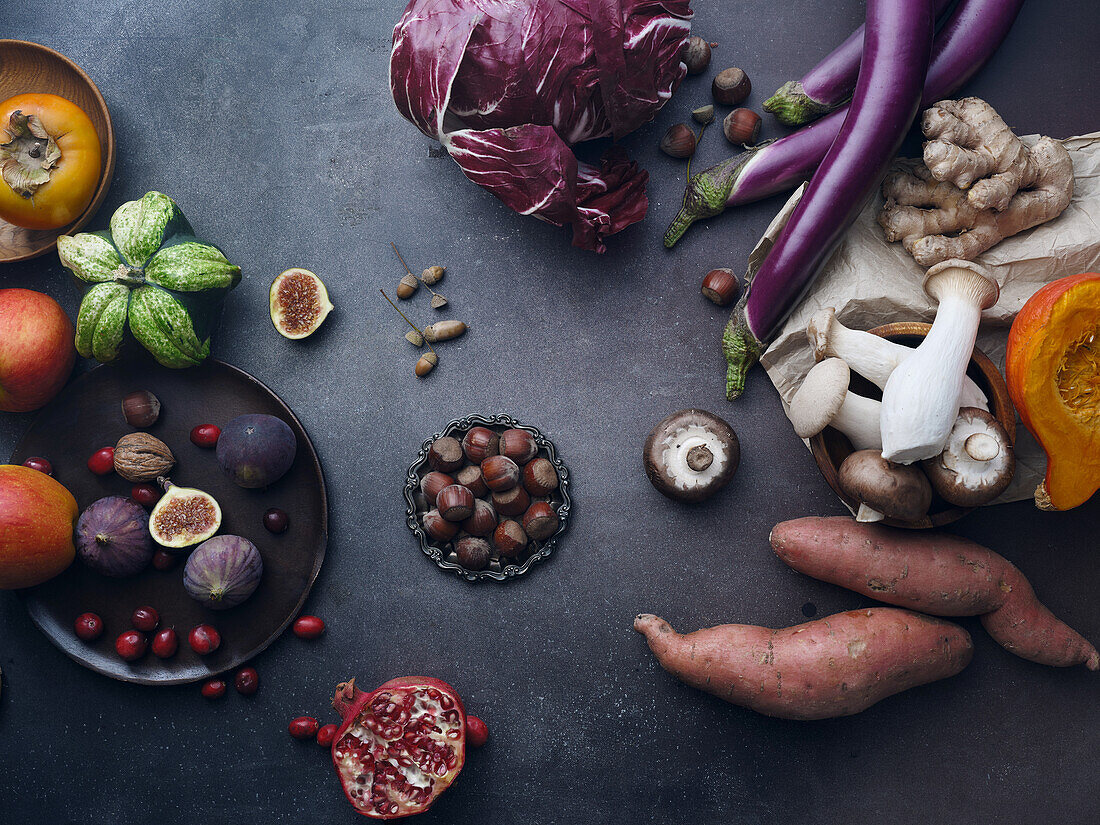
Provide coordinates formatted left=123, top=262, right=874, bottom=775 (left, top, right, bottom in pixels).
left=1005, top=273, right=1100, bottom=510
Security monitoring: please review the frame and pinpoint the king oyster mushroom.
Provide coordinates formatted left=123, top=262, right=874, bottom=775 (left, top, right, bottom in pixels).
left=922, top=407, right=1015, bottom=507
left=838, top=449, right=932, bottom=524
left=787, top=358, right=881, bottom=451
left=644, top=410, right=740, bottom=502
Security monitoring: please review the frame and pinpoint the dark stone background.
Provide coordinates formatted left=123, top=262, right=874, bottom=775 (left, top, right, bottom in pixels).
left=2, top=2, right=1098, bottom=823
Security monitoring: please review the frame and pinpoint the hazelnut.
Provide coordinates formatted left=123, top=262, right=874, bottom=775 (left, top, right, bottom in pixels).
left=421, top=265, right=445, bottom=285
left=523, top=458, right=559, bottom=497
left=493, top=520, right=528, bottom=558
left=659, top=123, right=696, bottom=159
left=498, top=429, right=538, bottom=464
left=680, top=35, right=711, bottom=75
left=522, top=501, right=560, bottom=542
left=122, top=390, right=161, bottom=428
left=701, top=268, right=740, bottom=307
left=461, top=499, right=498, bottom=537
left=723, top=108, right=761, bottom=145
left=455, top=536, right=491, bottom=571
left=423, top=509, right=459, bottom=542
left=492, top=485, right=530, bottom=517
left=481, top=455, right=520, bottom=492
left=462, top=427, right=499, bottom=464
left=396, top=273, right=419, bottom=299
left=456, top=464, right=488, bottom=497
left=712, top=67, right=750, bottom=106
left=428, top=437, right=464, bottom=473
left=437, top=484, right=475, bottom=522
left=420, top=471, right=455, bottom=505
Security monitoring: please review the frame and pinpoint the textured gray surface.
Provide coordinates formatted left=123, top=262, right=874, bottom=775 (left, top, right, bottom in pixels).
left=2, top=1, right=1099, bottom=823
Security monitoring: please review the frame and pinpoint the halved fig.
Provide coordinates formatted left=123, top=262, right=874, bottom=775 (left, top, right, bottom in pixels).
left=270, top=268, right=334, bottom=339
left=148, top=477, right=222, bottom=549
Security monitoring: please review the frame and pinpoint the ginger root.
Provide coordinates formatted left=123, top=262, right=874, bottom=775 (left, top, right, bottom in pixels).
left=878, top=97, right=1074, bottom=267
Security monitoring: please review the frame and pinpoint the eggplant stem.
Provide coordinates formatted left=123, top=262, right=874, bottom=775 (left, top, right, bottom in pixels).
left=722, top=298, right=762, bottom=401
left=664, top=150, right=755, bottom=248
left=762, top=81, right=839, bottom=128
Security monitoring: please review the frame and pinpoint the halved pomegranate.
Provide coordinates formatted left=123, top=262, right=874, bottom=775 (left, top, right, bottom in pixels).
left=331, top=676, right=470, bottom=819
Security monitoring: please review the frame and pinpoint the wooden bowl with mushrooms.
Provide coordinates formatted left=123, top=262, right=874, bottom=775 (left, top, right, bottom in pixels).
left=806, top=321, right=1016, bottom=529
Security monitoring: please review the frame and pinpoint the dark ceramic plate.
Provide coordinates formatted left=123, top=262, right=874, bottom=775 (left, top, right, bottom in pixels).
left=10, top=359, right=328, bottom=685
left=404, top=414, right=571, bottom=582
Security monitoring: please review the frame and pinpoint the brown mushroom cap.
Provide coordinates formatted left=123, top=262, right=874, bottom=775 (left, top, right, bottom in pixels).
left=838, top=450, right=932, bottom=523
left=643, top=409, right=740, bottom=503
left=922, top=407, right=1015, bottom=507
left=788, top=358, right=851, bottom=438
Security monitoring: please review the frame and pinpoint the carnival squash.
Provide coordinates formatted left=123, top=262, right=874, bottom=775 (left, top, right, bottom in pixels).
left=57, top=192, right=241, bottom=368
left=1005, top=272, right=1100, bottom=510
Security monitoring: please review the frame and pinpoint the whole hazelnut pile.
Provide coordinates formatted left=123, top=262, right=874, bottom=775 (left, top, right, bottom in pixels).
left=419, top=426, right=562, bottom=572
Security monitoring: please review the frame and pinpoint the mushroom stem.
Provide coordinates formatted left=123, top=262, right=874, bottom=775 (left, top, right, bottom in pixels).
left=964, top=432, right=1000, bottom=461
left=855, top=503, right=885, bottom=523
left=686, top=444, right=714, bottom=471
left=831, top=393, right=883, bottom=452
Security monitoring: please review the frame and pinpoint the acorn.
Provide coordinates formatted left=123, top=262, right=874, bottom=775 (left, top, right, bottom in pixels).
left=423, top=320, right=467, bottom=343
left=396, top=273, right=419, bottom=299
left=414, top=351, right=438, bottom=377
left=421, top=266, right=445, bottom=285
left=723, top=108, right=761, bottom=145
left=712, top=67, right=751, bottom=106
left=659, top=123, right=696, bottom=159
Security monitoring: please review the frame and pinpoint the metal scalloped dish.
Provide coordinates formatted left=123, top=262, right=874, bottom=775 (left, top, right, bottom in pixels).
left=404, top=414, right=571, bottom=582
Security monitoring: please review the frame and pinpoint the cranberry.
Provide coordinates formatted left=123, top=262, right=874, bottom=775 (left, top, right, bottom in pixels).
left=288, top=716, right=319, bottom=739
left=74, top=612, right=103, bottom=642
left=234, top=666, right=259, bottom=695
left=466, top=715, right=489, bottom=748
left=151, top=628, right=178, bottom=658
left=189, top=624, right=221, bottom=655
left=131, top=606, right=159, bottom=632
left=22, top=456, right=52, bottom=475
left=190, top=424, right=221, bottom=448
left=131, top=483, right=161, bottom=507
left=316, top=724, right=338, bottom=748
left=151, top=550, right=177, bottom=571
left=201, top=679, right=227, bottom=699
left=292, top=615, right=325, bottom=639
left=115, top=630, right=147, bottom=661
left=87, top=447, right=115, bottom=475
left=263, top=507, right=289, bottom=534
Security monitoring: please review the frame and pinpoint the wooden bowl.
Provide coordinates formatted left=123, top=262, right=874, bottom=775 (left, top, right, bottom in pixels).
left=808, top=321, right=1016, bottom=529
left=0, top=40, right=115, bottom=262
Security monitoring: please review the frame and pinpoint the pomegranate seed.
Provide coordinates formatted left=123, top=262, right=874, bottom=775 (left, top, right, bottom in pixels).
left=87, top=447, right=115, bottom=475
left=234, top=667, right=259, bottom=695
left=151, top=550, right=177, bottom=571
left=115, top=630, right=147, bottom=661
left=466, top=715, right=489, bottom=748
left=289, top=716, right=320, bottom=739
left=292, top=615, right=325, bottom=639
left=316, top=724, right=338, bottom=747
left=151, top=628, right=178, bottom=658
left=189, top=624, right=221, bottom=655
left=74, top=612, right=103, bottom=642
left=131, top=483, right=161, bottom=508
left=263, top=507, right=289, bottom=533
left=190, top=424, right=221, bottom=448
left=201, top=679, right=227, bottom=699
left=131, top=606, right=159, bottom=632
left=22, top=456, right=52, bottom=475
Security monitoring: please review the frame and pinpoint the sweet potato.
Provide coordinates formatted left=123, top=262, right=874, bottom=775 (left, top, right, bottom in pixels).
left=770, top=516, right=1099, bottom=670
left=633, top=609, right=973, bottom=720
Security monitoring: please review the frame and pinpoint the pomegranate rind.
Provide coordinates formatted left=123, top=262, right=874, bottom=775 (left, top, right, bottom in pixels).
left=269, top=268, right=333, bottom=340
left=331, top=676, right=467, bottom=819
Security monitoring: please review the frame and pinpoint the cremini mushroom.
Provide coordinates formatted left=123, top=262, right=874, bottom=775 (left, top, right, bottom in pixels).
left=922, top=407, right=1015, bottom=507
left=838, top=449, right=933, bottom=524
left=644, top=409, right=740, bottom=503
left=787, top=358, right=882, bottom=451
left=880, top=259, right=1001, bottom=464
left=806, top=307, right=988, bottom=410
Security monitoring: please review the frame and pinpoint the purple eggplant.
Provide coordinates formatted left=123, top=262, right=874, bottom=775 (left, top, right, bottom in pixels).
left=664, top=0, right=1025, bottom=247
left=763, top=0, right=952, bottom=126
left=722, top=0, right=934, bottom=399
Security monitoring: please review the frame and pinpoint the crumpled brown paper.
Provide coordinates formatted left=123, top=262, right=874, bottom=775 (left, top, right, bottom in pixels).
left=758, top=132, right=1100, bottom=504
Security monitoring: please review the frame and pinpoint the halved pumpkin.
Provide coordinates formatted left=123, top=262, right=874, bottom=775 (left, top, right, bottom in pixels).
left=1005, top=273, right=1100, bottom=510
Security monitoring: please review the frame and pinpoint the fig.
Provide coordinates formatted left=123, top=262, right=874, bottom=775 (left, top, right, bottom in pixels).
left=76, top=496, right=154, bottom=577
left=216, top=414, right=297, bottom=489
left=149, top=478, right=222, bottom=549
left=270, top=268, right=333, bottom=339
left=183, top=535, right=263, bottom=610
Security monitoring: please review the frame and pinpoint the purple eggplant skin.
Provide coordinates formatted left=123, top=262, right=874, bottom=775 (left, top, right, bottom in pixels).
left=763, top=0, right=952, bottom=126
left=183, top=535, right=263, bottom=610
left=723, top=0, right=934, bottom=400
left=664, top=0, right=1026, bottom=247
left=76, top=496, right=154, bottom=577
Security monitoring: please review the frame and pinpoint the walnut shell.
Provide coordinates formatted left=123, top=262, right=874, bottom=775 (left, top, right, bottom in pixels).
left=114, top=433, right=176, bottom=482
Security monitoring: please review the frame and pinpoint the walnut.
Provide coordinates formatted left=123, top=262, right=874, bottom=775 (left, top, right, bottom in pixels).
left=113, top=433, right=175, bottom=482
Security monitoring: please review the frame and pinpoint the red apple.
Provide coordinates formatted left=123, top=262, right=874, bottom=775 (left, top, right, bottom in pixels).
left=0, top=465, right=78, bottom=589
left=0, top=289, right=76, bottom=412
